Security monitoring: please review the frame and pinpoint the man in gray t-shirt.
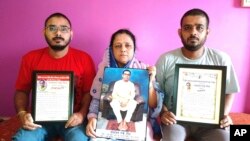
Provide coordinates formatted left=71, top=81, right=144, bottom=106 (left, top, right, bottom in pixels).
left=156, top=8, right=240, bottom=141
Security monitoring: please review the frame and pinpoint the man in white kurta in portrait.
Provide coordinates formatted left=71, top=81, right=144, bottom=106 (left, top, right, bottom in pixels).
left=110, top=69, right=137, bottom=130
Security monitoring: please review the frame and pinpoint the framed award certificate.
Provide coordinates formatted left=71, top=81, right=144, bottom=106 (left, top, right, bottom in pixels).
left=31, top=70, right=74, bottom=123
left=173, top=64, right=226, bottom=127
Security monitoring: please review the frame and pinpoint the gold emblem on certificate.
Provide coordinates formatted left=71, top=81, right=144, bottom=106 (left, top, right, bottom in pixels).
left=173, top=64, right=226, bottom=127
left=31, top=71, right=74, bottom=123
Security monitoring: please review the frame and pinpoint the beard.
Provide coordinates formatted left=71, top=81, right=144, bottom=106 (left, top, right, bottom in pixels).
left=181, top=34, right=207, bottom=51
left=45, top=36, right=71, bottom=51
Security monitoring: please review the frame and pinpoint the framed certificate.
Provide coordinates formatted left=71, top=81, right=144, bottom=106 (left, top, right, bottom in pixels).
left=31, top=70, right=74, bottom=123
left=173, top=64, right=226, bottom=127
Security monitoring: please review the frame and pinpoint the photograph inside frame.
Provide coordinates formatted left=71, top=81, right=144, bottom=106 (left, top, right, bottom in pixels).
left=96, top=67, right=149, bottom=141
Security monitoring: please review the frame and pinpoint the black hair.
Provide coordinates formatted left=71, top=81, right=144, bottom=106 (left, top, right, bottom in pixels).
left=123, top=69, right=131, bottom=75
left=44, top=12, right=71, bottom=28
left=109, top=29, right=136, bottom=51
left=180, top=8, right=209, bottom=28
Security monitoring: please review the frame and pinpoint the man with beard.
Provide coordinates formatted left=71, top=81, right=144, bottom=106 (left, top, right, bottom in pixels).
left=156, top=8, right=240, bottom=141
left=13, top=13, right=96, bottom=141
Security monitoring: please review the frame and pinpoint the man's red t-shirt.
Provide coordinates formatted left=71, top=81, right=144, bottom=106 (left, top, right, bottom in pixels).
left=15, top=47, right=96, bottom=112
